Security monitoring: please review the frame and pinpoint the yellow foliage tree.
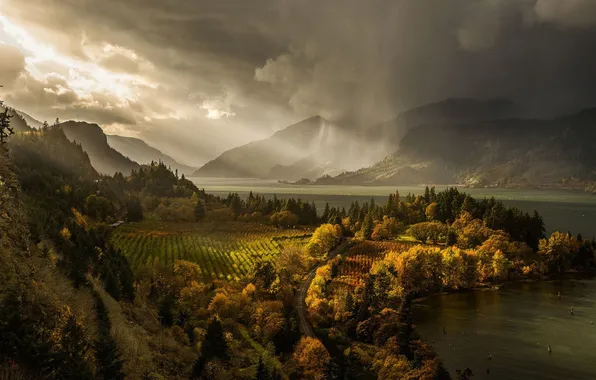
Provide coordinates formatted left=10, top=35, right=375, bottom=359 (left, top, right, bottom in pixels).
left=305, top=224, right=341, bottom=259
left=293, top=337, right=331, bottom=380
left=538, top=231, right=580, bottom=273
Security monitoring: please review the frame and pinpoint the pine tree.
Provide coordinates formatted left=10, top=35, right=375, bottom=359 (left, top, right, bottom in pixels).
left=95, top=294, right=125, bottom=380
left=361, top=212, right=373, bottom=240
left=397, top=292, right=414, bottom=361
left=192, top=316, right=229, bottom=378
left=322, top=202, right=330, bottom=223
left=0, top=101, right=14, bottom=145
left=254, top=357, right=271, bottom=380
left=195, top=201, right=206, bottom=221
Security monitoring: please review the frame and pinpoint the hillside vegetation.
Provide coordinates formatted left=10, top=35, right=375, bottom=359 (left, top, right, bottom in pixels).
left=61, top=121, right=140, bottom=175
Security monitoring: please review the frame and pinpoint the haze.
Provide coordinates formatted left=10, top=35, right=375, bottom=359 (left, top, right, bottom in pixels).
left=2, top=0, right=596, bottom=167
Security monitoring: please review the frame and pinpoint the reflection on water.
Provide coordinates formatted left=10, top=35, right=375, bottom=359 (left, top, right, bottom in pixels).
left=413, top=279, right=596, bottom=380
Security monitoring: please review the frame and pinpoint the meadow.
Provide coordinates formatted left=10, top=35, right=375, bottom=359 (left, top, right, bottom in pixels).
left=110, top=221, right=312, bottom=281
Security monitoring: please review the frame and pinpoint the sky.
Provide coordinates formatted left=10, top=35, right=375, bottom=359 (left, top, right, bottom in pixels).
left=1, top=0, right=596, bottom=166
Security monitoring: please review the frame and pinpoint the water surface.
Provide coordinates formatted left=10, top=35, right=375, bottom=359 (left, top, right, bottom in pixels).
left=413, top=279, right=596, bottom=380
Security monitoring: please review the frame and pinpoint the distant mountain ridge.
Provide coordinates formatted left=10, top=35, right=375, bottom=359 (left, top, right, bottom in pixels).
left=60, top=121, right=140, bottom=175
left=106, top=135, right=196, bottom=176
left=320, top=107, right=596, bottom=188
left=193, top=116, right=381, bottom=180
left=193, top=98, right=519, bottom=181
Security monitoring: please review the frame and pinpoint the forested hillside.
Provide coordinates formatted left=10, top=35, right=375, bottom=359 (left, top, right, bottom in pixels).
left=322, top=107, right=596, bottom=188
left=107, top=134, right=196, bottom=176
left=61, top=121, right=140, bottom=175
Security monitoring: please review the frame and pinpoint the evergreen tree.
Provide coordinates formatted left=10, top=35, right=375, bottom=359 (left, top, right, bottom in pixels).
left=126, top=197, right=143, bottom=222
left=397, top=292, right=414, bottom=361
left=322, top=202, right=330, bottom=223
left=424, top=186, right=431, bottom=203
left=192, top=316, right=229, bottom=378
left=446, top=229, right=458, bottom=247
left=254, top=357, right=271, bottom=380
left=95, top=293, right=125, bottom=380
left=195, top=201, right=206, bottom=221
left=361, top=212, right=373, bottom=240
left=0, top=104, right=14, bottom=145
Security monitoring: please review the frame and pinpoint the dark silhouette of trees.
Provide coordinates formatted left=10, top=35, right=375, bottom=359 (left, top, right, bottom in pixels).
left=192, top=316, right=229, bottom=378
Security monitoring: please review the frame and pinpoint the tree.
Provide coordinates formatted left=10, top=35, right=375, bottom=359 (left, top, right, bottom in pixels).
left=270, top=210, right=299, bottom=228
left=293, top=337, right=330, bottom=380
left=252, top=260, right=278, bottom=290
left=192, top=316, right=229, bottom=378
left=255, top=357, right=271, bottom=380
left=425, top=202, right=438, bottom=221
left=538, top=231, right=580, bottom=273
left=305, top=224, right=342, bottom=259
left=361, top=212, right=373, bottom=240
left=126, top=197, right=143, bottom=222
left=85, top=194, right=112, bottom=221
left=446, top=229, right=458, bottom=247
left=195, top=201, right=206, bottom=221
left=0, top=104, right=14, bottom=145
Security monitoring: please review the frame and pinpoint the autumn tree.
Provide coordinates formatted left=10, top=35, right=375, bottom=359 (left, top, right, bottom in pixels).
left=293, top=337, right=330, bottom=380
left=425, top=202, right=438, bottom=221
left=539, top=231, right=580, bottom=273
left=305, top=224, right=342, bottom=259
left=270, top=210, right=299, bottom=228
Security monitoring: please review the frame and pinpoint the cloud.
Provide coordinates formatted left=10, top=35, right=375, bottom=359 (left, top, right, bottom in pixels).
left=0, top=43, right=26, bottom=85
left=533, top=0, right=596, bottom=28
left=2, top=0, right=596, bottom=166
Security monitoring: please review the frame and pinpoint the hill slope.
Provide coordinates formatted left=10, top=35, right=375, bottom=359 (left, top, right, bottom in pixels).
left=60, top=121, right=140, bottom=175
left=193, top=116, right=374, bottom=179
left=106, top=134, right=196, bottom=176
left=323, top=108, right=596, bottom=187
left=194, top=98, right=518, bottom=181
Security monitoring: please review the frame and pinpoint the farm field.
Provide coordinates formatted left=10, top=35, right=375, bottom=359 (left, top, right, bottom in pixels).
left=332, top=240, right=418, bottom=291
left=110, top=221, right=312, bottom=281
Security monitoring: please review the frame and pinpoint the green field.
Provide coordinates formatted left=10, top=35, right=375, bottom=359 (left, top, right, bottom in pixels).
left=111, top=221, right=311, bottom=281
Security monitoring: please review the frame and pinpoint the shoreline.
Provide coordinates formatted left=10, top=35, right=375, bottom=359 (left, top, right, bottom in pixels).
left=412, top=271, right=596, bottom=304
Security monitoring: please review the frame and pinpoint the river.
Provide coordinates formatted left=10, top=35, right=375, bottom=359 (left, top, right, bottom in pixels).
left=412, top=278, right=596, bottom=379
left=191, top=178, right=596, bottom=237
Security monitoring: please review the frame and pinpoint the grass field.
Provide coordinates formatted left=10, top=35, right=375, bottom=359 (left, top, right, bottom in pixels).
left=332, top=240, right=418, bottom=290
left=110, top=221, right=311, bottom=281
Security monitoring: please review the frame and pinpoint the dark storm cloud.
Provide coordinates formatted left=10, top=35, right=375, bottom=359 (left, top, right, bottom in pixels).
left=3, top=0, right=596, bottom=164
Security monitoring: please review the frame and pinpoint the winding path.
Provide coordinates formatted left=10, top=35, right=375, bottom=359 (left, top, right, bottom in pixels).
left=297, top=239, right=349, bottom=338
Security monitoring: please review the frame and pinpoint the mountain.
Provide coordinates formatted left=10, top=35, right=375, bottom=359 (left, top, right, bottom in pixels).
left=60, top=121, right=140, bottom=175
left=1, top=108, right=32, bottom=132
left=193, top=116, right=383, bottom=180
left=321, top=107, right=596, bottom=188
left=14, top=109, right=43, bottom=129
left=364, top=98, right=518, bottom=150
left=193, top=98, right=518, bottom=181
left=106, top=134, right=196, bottom=176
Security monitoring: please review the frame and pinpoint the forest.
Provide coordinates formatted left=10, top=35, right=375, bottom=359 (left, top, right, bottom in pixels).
left=0, top=103, right=594, bottom=380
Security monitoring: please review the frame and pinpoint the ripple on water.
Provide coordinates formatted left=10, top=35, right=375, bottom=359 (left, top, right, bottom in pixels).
left=413, top=278, right=596, bottom=380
